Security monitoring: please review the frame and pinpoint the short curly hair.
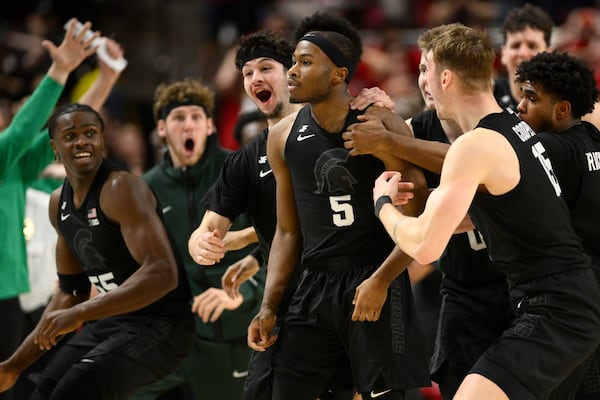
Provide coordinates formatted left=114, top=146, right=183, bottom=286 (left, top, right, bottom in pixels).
left=516, top=51, right=599, bottom=118
left=235, top=30, right=294, bottom=71
left=294, top=12, right=362, bottom=72
left=152, top=78, right=214, bottom=122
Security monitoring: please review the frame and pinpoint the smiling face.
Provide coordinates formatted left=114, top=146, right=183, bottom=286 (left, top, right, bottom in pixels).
left=157, top=104, right=213, bottom=168
left=501, top=27, right=549, bottom=80
left=242, top=57, right=289, bottom=121
left=51, top=110, right=105, bottom=177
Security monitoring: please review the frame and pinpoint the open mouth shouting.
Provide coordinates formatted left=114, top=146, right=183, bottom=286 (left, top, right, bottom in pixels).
left=184, top=138, right=195, bottom=154
left=255, top=88, right=272, bottom=103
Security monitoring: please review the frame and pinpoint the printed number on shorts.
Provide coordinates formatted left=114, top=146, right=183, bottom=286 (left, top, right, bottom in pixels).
left=531, top=141, right=562, bottom=196
left=466, top=228, right=487, bottom=251
left=89, top=272, right=118, bottom=293
left=329, top=195, right=355, bottom=227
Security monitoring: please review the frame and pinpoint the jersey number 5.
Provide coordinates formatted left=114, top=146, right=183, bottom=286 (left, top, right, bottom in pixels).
left=329, top=195, right=355, bottom=227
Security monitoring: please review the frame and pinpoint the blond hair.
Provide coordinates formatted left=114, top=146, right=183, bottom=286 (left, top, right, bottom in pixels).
left=418, top=23, right=495, bottom=93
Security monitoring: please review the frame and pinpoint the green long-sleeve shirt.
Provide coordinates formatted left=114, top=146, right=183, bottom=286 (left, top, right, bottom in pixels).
left=0, top=75, right=63, bottom=300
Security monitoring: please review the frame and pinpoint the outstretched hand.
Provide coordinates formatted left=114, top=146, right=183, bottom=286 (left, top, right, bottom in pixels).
left=373, top=171, right=415, bottom=208
left=44, top=19, right=99, bottom=83
left=192, top=288, right=243, bottom=323
left=222, top=255, right=260, bottom=299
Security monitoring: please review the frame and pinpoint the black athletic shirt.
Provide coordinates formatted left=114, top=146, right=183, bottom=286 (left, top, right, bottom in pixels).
left=58, top=159, right=192, bottom=319
left=493, top=75, right=518, bottom=112
left=411, top=110, right=504, bottom=286
left=202, top=128, right=275, bottom=263
left=469, top=111, right=590, bottom=284
left=538, top=121, right=600, bottom=277
left=285, top=105, right=394, bottom=268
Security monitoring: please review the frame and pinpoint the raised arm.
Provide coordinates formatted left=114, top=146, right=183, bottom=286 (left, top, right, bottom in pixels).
left=0, top=19, right=98, bottom=177
left=25, top=37, right=126, bottom=180
left=77, top=37, right=125, bottom=110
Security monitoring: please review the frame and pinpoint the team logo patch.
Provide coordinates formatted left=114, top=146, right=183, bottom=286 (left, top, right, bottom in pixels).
left=313, top=148, right=356, bottom=194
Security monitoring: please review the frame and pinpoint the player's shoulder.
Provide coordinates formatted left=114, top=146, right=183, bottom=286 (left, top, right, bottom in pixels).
left=102, top=170, right=154, bottom=206
left=451, top=126, right=508, bottom=159
left=269, top=110, right=300, bottom=142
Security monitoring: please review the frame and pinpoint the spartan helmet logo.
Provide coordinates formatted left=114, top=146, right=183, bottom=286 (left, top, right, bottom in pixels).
left=74, top=229, right=109, bottom=273
left=313, top=148, right=357, bottom=194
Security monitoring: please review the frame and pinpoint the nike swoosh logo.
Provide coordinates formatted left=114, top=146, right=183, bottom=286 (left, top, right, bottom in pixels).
left=60, top=213, right=70, bottom=221
left=259, top=169, right=272, bottom=178
left=232, top=370, right=248, bottom=378
left=296, top=133, right=315, bottom=141
left=162, top=206, right=172, bottom=214
left=371, top=389, right=392, bottom=398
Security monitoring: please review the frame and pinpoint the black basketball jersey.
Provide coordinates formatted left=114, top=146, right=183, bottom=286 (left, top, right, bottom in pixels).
left=469, top=111, right=590, bottom=284
left=202, top=128, right=276, bottom=260
left=285, top=106, right=394, bottom=268
left=493, top=75, right=518, bottom=112
left=58, top=159, right=192, bottom=319
left=538, top=121, right=600, bottom=276
left=411, top=110, right=504, bottom=285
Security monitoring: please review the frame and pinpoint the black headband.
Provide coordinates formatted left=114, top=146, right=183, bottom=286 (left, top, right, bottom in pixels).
left=238, top=46, right=292, bottom=69
left=300, top=32, right=355, bottom=82
left=158, top=97, right=206, bottom=120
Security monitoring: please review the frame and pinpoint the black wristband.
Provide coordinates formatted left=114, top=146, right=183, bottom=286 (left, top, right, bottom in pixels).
left=374, top=195, right=392, bottom=218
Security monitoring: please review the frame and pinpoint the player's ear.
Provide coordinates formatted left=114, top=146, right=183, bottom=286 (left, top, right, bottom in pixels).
left=156, top=119, right=167, bottom=138
left=440, top=69, right=451, bottom=88
left=555, top=100, right=571, bottom=121
left=333, top=66, right=348, bottom=85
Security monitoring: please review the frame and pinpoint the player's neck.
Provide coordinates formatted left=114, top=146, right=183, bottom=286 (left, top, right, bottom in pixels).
left=309, top=92, right=354, bottom=133
left=554, top=117, right=581, bottom=134
left=267, top=103, right=302, bottom=127
left=441, top=118, right=463, bottom=143
left=67, top=170, right=99, bottom=208
left=454, top=92, right=503, bottom=133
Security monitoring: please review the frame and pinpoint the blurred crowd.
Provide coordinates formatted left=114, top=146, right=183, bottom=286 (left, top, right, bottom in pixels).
left=1, top=1, right=599, bottom=399
left=1, top=0, right=599, bottom=166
